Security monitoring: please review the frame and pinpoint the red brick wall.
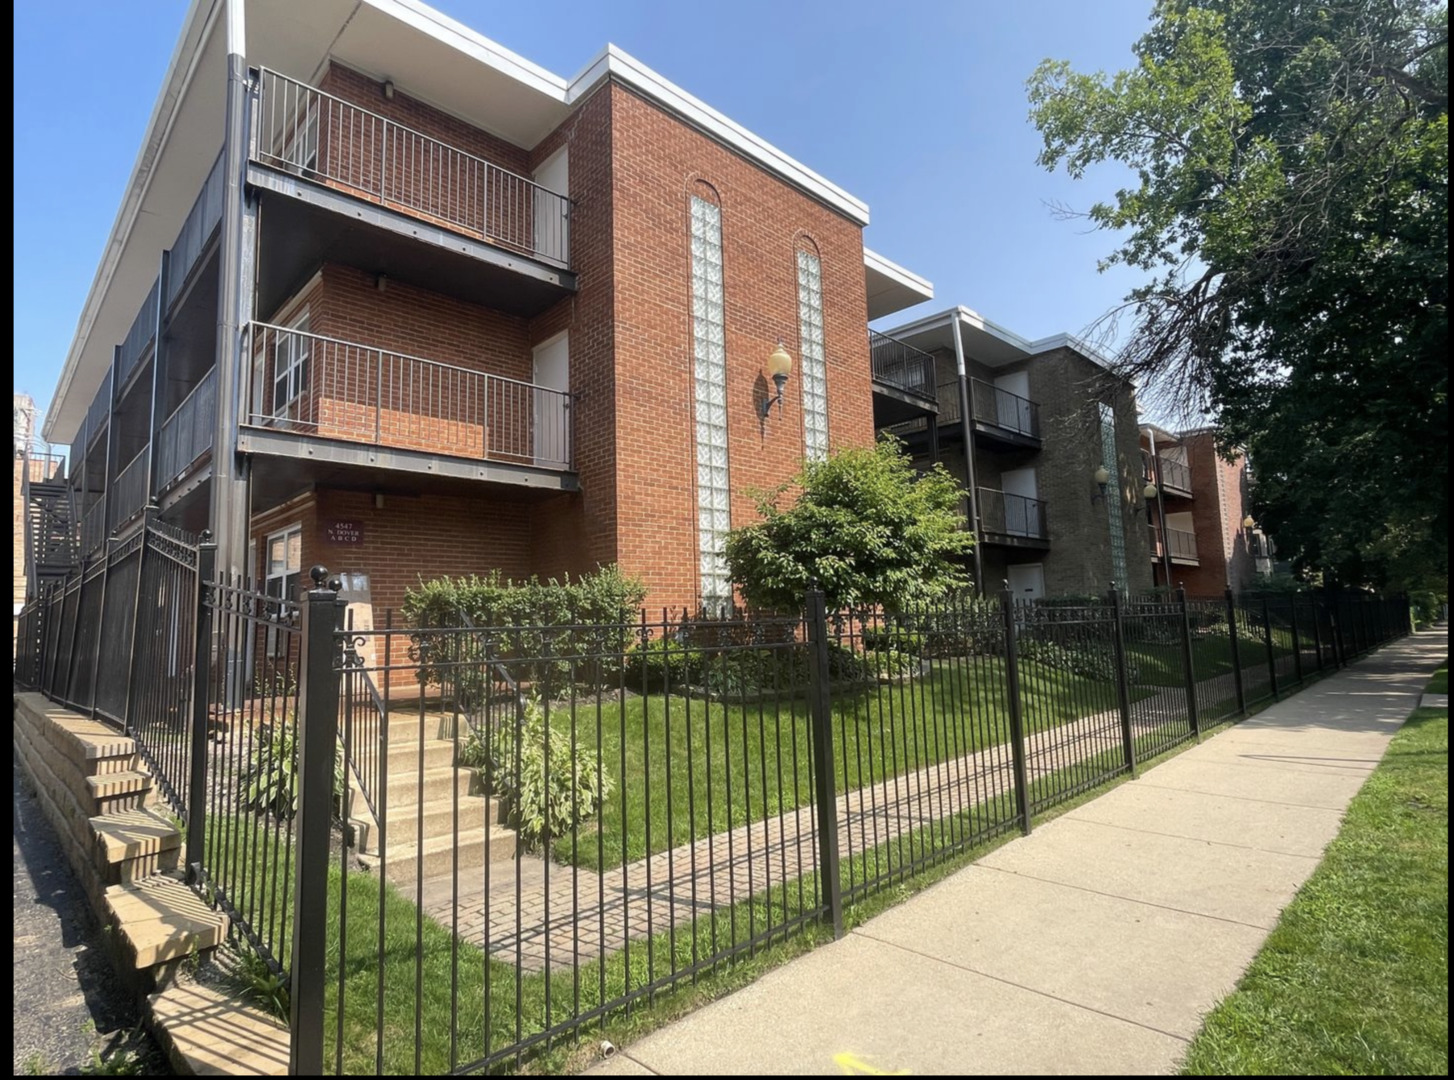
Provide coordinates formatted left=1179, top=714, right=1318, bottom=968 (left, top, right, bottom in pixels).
left=1177, top=432, right=1258, bottom=596
left=606, top=83, right=873, bottom=606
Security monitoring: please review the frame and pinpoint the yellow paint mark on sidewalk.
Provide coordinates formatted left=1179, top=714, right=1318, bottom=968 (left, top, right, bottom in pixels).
left=834, top=1051, right=911, bottom=1075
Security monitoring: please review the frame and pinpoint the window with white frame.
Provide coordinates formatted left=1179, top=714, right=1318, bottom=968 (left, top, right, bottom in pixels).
left=690, top=194, right=731, bottom=606
left=272, top=311, right=312, bottom=420
left=264, top=524, right=302, bottom=655
left=797, top=248, right=828, bottom=460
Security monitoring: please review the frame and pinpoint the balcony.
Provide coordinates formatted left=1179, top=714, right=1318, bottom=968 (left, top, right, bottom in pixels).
left=156, top=366, right=217, bottom=494
left=249, top=70, right=574, bottom=318
left=1144, top=450, right=1192, bottom=497
left=1150, top=524, right=1199, bottom=564
left=869, top=330, right=938, bottom=425
left=238, top=322, right=576, bottom=493
left=882, top=377, right=1042, bottom=452
left=109, top=448, right=150, bottom=534
left=978, top=487, right=1049, bottom=546
left=81, top=370, right=112, bottom=453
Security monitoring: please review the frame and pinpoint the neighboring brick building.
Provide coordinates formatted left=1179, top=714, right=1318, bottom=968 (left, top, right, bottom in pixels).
left=36, top=0, right=935, bottom=616
left=876, top=307, right=1154, bottom=599
left=1138, top=425, right=1268, bottom=596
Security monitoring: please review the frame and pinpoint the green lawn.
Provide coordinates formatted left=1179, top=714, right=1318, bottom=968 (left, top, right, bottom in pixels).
left=1128, top=630, right=1291, bottom=688
left=551, top=657, right=1128, bottom=869
left=1181, top=661, right=1449, bottom=1076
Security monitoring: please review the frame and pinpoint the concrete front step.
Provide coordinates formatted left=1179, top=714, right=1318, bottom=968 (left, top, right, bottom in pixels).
left=354, top=792, right=506, bottom=850
left=86, top=769, right=158, bottom=815
left=148, top=981, right=288, bottom=1076
left=104, top=872, right=228, bottom=971
left=380, top=762, right=476, bottom=807
left=376, top=822, right=519, bottom=886
left=92, top=807, right=184, bottom=885
left=382, top=737, right=458, bottom=773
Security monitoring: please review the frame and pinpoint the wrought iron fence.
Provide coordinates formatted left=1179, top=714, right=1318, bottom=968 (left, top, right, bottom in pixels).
left=11, top=569, right=1411, bottom=1075
left=246, top=322, right=574, bottom=470
left=254, top=68, right=571, bottom=267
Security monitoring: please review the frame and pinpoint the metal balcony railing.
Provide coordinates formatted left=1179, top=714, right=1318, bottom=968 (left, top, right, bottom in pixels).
left=254, top=69, right=571, bottom=268
left=80, top=500, right=107, bottom=558
left=869, top=330, right=937, bottom=402
left=167, top=151, right=226, bottom=310
left=1151, top=524, right=1199, bottom=562
left=156, top=367, right=217, bottom=488
left=109, top=448, right=150, bottom=532
left=246, top=322, right=574, bottom=470
left=117, top=277, right=160, bottom=390
left=82, top=370, right=112, bottom=452
left=970, top=378, right=1040, bottom=439
left=1157, top=454, right=1193, bottom=496
left=978, top=487, right=1048, bottom=540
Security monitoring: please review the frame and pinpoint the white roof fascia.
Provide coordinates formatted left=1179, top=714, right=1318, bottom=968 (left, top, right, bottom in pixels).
left=864, top=248, right=933, bottom=297
left=367, top=0, right=568, bottom=98
left=1028, top=332, right=1118, bottom=372
left=568, top=44, right=871, bottom=226
left=42, top=0, right=219, bottom=443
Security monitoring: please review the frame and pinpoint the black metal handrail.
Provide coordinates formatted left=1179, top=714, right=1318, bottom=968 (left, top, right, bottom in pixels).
left=979, top=486, right=1049, bottom=539
left=970, top=378, right=1040, bottom=439
left=869, top=330, right=937, bottom=402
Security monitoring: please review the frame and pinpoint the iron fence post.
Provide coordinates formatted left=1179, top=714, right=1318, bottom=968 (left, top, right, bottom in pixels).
left=1000, top=592, right=1033, bottom=833
left=1176, top=587, right=1200, bottom=741
left=1225, top=588, right=1247, bottom=716
left=1108, top=587, right=1138, bottom=776
left=121, top=504, right=158, bottom=735
left=804, top=583, right=843, bottom=939
left=1262, top=595, right=1280, bottom=699
left=1289, top=594, right=1304, bottom=686
left=185, top=535, right=216, bottom=883
left=290, top=567, right=344, bottom=1076
left=1310, top=593, right=1324, bottom=673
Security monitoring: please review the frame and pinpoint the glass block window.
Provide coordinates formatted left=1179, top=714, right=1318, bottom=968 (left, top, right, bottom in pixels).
left=691, top=196, right=731, bottom=605
left=1099, top=402, right=1129, bottom=592
left=797, top=249, right=828, bottom=460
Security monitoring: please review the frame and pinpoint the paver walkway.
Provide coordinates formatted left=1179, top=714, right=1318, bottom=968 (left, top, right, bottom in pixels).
left=419, top=676, right=1210, bottom=971
left=12, top=760, right=169, bottom=1075
left=583, top=630, right=1444, bottom=1075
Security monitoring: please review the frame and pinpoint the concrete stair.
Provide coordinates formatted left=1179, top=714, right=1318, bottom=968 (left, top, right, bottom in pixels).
left=348, top=722, right=517, bottom=888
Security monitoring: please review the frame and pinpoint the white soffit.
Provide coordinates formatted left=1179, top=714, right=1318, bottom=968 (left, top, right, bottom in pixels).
left=864, top=249, right=934, bottom=321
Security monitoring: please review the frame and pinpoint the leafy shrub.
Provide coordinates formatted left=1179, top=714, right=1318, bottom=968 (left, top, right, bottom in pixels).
left=481, top=698, right=612, bottom=853
left=860, top=625, right=925, bottom=656
left=403, top=565, right=647, bottom=700
left=1017, top=637, right=1140, bottom=684
left=236, top=723, right=345, bottom=820
left=624, top=636, right=697, bottom=692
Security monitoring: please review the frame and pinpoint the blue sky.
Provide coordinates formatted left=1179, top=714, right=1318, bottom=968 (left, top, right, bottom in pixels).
left=12, top=0, right=1153, bottom=423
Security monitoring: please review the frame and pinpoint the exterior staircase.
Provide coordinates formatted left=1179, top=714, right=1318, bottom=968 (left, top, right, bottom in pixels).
left=21, top=452, right=78, bottom=595
left=348, top=711, right=517, bottom=888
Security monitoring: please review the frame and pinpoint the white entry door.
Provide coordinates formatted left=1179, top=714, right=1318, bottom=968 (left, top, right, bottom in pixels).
left=532, top=332, right=570, bottom=467
left=1007, top=563, right=1046, bottom=602
left=532, top=147, right=569, bottom=263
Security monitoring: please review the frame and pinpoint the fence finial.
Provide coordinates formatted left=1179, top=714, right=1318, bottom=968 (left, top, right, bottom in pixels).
left=310, top=565, right=329, bottom=587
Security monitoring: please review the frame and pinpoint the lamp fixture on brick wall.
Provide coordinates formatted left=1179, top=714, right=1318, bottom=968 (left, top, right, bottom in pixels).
left=1090, top=465, right=1111, bottom=503
left=759, top=343, right=793, bottom=419
left=1132, top=480, right=1159, bottom=517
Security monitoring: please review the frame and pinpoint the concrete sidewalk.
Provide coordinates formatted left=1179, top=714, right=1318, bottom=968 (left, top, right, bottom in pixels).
left=590, top=629, right=1446, bottom=1076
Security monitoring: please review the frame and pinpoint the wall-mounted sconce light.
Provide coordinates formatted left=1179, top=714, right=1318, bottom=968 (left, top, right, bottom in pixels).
left=1090, top=465, right=1111, bottom=503
left=759, top=343, right=793, bottom=419
left=383, top=79, right=396, bottom=101
left=1133, top=480, right=1160, bottom=517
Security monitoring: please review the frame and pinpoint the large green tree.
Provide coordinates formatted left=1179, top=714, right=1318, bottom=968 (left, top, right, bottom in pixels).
left=1028, top=0, right=1448, bottom=592
left=723, top=439, right=974, bottom=612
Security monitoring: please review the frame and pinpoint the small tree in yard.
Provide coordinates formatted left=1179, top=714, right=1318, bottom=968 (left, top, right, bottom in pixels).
left=723, top=438, right=975, bottom=612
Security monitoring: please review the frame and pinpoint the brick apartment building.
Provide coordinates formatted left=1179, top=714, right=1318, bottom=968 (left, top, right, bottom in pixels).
left=874, top=307, right=1155, bottom=599
left=34, top=0, right=940, bottom=617
left=1139, top=425, right=1271, bottom=596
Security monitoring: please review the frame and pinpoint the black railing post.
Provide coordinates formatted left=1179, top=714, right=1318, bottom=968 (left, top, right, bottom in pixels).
left=804, top=582, right=843, bottom=939
left=290, top=567, right=344, bottom=1076
left=1225, top=588, right=1247, bottom=716
left=1108, top=587, right=1138, bottom=776
left=1176, top=587, right=1200, bottom=741
left=1001, top=592, right=1033, bottom=833
left=185, top=534, right=216, bottom=883
left=121, top=503, right=158, bottom=735
left=1262, top=595, right=1280, bottom=699
left=1288, top=594, right=1304, bottom=686
left=1331, top=592, right=1347, bottom=668
left=1310, top=594, right=1324, bottom=674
